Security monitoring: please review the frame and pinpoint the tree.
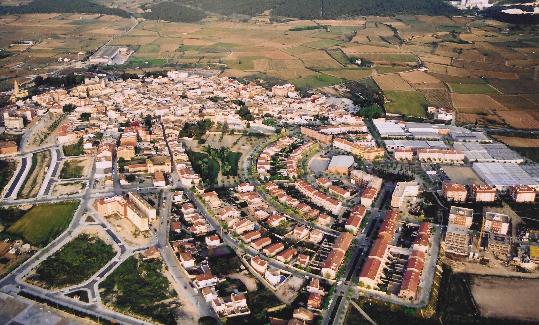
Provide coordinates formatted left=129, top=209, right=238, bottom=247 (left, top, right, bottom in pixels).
left=80, top=112, right=91, bottom=121
left=62, top=104, right=76, bottom=113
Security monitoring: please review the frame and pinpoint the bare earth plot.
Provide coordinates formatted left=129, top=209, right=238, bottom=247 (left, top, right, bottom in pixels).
left=471, top=276, right=539, bottom=322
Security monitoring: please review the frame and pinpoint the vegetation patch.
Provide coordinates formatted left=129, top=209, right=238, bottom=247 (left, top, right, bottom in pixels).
left=0, top=159, right=16, bottom=194
left=204, top=147, right=242, bottom=177
left=99, top=255, right=178, bottom=324
left=60, top=160, right=84, bottom=179
left=384, top=90, right=428, bottom=117
left=63, top=138, right=84, bottom=156
left=142, top=2, right=207, bottom=23
left=28, top=233, right=115, bottom=289
left=7, top=201, right=79, bottom=246
left=187, top=150, right=220, bottom=185
left=291, top=73, right=343, bottom=90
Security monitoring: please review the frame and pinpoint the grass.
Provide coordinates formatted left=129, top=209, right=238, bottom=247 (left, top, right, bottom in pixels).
left=28, top=233, right=115, bottom=288
left=63, top=138, right=84, bottom=156
left=125, top=57, right=167, bottom=66
left=384, top=90, right=428, bottom=117
left=447, top=82, right=500, bottom=94
left=291, top=73, right=343, bottom=89
left=99, top=255, right=177, bottom=324
left=60, top=160, right=84, bottom=179
left=7, top=201, right=79, bottom=246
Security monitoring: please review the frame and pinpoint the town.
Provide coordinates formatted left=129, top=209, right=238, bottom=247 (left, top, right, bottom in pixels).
left=0, top=70, right=538, bottom=325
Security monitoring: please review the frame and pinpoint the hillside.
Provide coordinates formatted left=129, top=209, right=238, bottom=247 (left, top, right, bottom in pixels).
left=0, top=0, right=130, bottom=17
left=0, top=0, right=460, bottom=20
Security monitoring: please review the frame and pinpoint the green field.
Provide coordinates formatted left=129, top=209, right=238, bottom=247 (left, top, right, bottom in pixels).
left=384, top=90, right=428, bottom=117
left=447, top=82, right=500, bottom=94
left=62, top=138, right=84, bottom=156
left=7, top=202, right=79, bottom=246
left=99, top=255, right=177, bottom=324
left=291, top=73, right=343, bottom=89
left=29, top=233, right=115, bottom=288
left=60, top=160, right=84, bottom=179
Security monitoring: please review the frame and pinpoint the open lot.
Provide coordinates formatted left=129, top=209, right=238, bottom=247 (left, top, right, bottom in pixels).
left=471, top=276, right=539, bottom=322
left=443, top=166, right=484, bottom=185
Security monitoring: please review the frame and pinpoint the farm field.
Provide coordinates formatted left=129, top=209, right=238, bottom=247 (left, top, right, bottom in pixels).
left=7, top=201, right=79, bottom=246
left=447, top=82, right=500, bottom=94
left=0, top=13, right=538, bottom=128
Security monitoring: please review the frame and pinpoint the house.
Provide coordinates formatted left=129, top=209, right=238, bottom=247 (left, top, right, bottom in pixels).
left=308, top=229, right=324, bottom=244
left=251, top=255, right=268, bottom=274
left=251, top=237, right=272, bottom=250
left=179, top=252, right=195, bottom=269
left=345, top=205, right=367, bottom=235
left=236, top=182, right=255, bottom=193
left=263, top=242, right=285, bottom=257
left=264, top=267, right=282, bottom=286
left=194, top=272, right=219, bottom=289
left=307, top=278, right=324, bottom=295
left=292, top=226, right=309, bottom=240
left=171, top=222, right=182, bottom=233
left=201, top=287, right=218, bottom=303
left=266, top=214, right=286, bottom=228
left=234, top=219, right=255, bottom=235
left=276, top=248, right=297, bottom=263
left=241, top=230, right=262, bottom=243
left=201, top=191, right=222, bottom=209
left=360, top=187, right=378, bottom=207
left=307, top=293, right=322, bottom=310
left=296, top=254, right=310, bottom=268
left=205, top=234, right=221, bottom=248
left=153, top=171, right=166, bottom=187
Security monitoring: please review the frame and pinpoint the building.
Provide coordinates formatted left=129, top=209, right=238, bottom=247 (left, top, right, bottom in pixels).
left=345, top=205, right=367, bottom=235
left=448, top=206, right=473, bottom=229
left=509, top=185, right=536, bottom=203
left=128, top=192, right=157, bottom=220
left=471, top=184, right=496, bottom=202
left=264, top=267, right=283, bottom=286
left=473, top=162, right=539, bottom=191
left=327, top=155, right=354, bottom=175
left=95, top=196, right=149, bottom=231
left=300, top=127, right=333, bottom=144
left=360, top=187, right=378, bottom=207
left=484, top=212, right=510, bottom=235
left=442, top=182, right=467, bottom=202
left=391, top=182, right=420, bottom=209
left=251, top=256, right=268, bottom=274
left=89, top=45, right=130, bottom=65
left=333, top=137, right=384, bottom=160
left=487, top=233, right=511, bottom=260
